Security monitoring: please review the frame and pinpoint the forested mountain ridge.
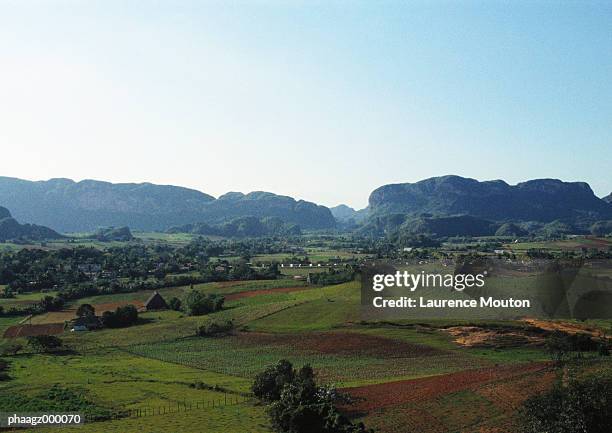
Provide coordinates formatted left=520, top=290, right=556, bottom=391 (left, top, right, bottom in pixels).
left=0, top=206, right=63, bottom=241
left=0, top=177, right=335, bottom=232
left=369, top=175, right=612, bottom=223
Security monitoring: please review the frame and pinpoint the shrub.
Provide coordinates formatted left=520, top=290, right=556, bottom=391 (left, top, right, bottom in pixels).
left=168, top=297, right=182, bottom=311
left=183, top=291, right=224, bottom=316
left=102, top=304, right=138, bottom=328
left=546, top=331, right=572, bottom=364
left=1, top=343, right=22, bottom=356
left=196, top=319, right=234, bottom=337
left=27, top=335, right=63, bottom=353
left=252, top=359, right=295, bottom=402
left=253, top=360, right=373, bottom=433
left=521, top=377, right=612, bottom=433
left=76, top=303, right=95, bottom=317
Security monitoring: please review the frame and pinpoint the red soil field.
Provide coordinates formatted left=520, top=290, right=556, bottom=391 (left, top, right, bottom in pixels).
left=237, top=331, right=446, bottom=358
left=225, top=286, right=310, bottom=301
left=4, top=323, right=65, bottom=338
left=476, top=367, right=557, bottom=412
left=342, top=362, right=549, bottom=413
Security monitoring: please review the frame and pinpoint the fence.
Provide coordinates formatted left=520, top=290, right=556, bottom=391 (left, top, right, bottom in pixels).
left=115, top=394, right=251, bottom=419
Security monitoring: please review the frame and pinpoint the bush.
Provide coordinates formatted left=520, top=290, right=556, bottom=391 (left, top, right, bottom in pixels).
left=253, top=360, right=372, bottom=433
left=308, top=269, right=355, bottom=286
left=168, top=297, right=182, bottom=311
left=102, top=304, right=138, bottom=328
left=521, top=377, right=612, bottom=433
left=183, top=290, right=224, bottom=316
left=27, top=335, right=63, bottom=353
left=252, top=360, right=296, bottom=402
left=196, top=319, right=234, bottom=337
left=39, top=295, right=64, bottom=312
left=76, top=303, right=95, bottom=317
left=26, top=385, right=113, bottom=421
left=1, top=343, right=22, bottom=356
left=546, top=331, right=572, bottom=364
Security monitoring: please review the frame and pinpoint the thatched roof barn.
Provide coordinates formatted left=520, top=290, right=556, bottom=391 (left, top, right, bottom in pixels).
left=144, top=291, right=168, bottom=310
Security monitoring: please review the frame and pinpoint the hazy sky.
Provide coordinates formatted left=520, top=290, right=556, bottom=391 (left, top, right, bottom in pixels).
left=1, top=1, right=611, bottom=209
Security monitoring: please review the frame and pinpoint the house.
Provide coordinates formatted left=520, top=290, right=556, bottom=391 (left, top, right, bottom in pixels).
left=69, top=315, right=102, bottom=331
left=144, top=291, right=168, bottom=311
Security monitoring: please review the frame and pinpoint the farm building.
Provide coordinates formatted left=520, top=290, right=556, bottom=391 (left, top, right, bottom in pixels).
left=69, top=315, right=102, bottom=331
left=144, top=291, right=169, bottom=310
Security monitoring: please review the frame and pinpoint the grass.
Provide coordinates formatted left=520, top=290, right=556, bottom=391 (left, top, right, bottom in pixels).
left=42, top=404, right=271, bottom=433
left=247, top=281, right=361, bottom=332
left=1, top=349, right=251, bottom=405
left=2, top=260, right=601, bottom=433
left=1, top=349, right=270, bottom=433
left=127, top=333, right=489, bottom=388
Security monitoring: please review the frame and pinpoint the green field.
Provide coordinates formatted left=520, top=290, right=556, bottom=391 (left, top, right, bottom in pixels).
left=1, top=242, right=610, bottom=433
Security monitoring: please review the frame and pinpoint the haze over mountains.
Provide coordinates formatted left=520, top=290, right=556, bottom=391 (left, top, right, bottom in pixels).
left=0, top=206, right=63, bottom=241
left=368, top=176, right=612, bottom=223
left=0, top=175, right=610, bottom=238
left=0, top=177, right=334, bottom=232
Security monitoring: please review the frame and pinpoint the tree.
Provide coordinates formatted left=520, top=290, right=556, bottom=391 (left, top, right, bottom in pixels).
left=252, top=360, right=296, bottom=402
left=521, top=377, right=612, bottom=433
left=546, top=331, right=572, bottom=365
left=183, top=290, right=224, bottom=316
left=39, top=295, right=64, bottom=312
left=102, top=305, right=138, bottom=328
left=168, top=297, right=182, bottom=311
left=196, top=319, right=234, bottom=337
left=253, top=360, right=372, bottom=433
left=76, top=303, right=95, bottom=317
left=27, top=335, right=63, bottom=352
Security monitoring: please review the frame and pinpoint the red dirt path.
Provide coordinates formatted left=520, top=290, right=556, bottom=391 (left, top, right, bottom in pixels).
left=342, top=362, right=549, bottom=413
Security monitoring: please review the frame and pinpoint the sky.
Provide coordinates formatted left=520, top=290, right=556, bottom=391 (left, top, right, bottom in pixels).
left=1, top=0, right=611, bottom=209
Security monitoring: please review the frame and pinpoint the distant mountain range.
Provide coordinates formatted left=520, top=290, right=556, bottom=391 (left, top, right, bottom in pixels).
left=167, top=216, right=301, bottom=238
left=0, top=177, right=335, bottom=232
left=365, top=176, right=612, bottom=237
left=330, top=205, right=368, bottom=223
left=369, top=176, right=612, bottom=222
left=0, top=206, right=63, bottom=242
left=1, top=175, right=610, bottom=238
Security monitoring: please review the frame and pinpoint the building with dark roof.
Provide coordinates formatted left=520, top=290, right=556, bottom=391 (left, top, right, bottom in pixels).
left=144, top=291, right=169, bottom=310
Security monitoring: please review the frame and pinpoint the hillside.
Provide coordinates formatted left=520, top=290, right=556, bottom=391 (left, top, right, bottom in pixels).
left=0, top=177, right=335, bottom=232
left=93, top=226, right=134, bottom=242
left=604, top=193, right=612, bottom=204
left=369, top=175, right=612, bottom=225
left=0, top=206, right=63, bottom=242
left=330, top=205, right=368, bottom=223
left=167, top=216, right=302, bottom=238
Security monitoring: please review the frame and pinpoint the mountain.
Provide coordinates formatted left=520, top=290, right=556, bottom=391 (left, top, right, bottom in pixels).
left=203, top=192, right=333, bottom=229
left=0, top=177, right=335, bottom=232
left=92, top=226, right=134, bottom=242
left=604, top=193, right=612, bottom=204
left=330, top=205, right=368, bottom=223
left=0, top=206, right=63, bottom=242
left=168, top=216, right=302, bottom=238
left=369, top=176, right=612, bottom=225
